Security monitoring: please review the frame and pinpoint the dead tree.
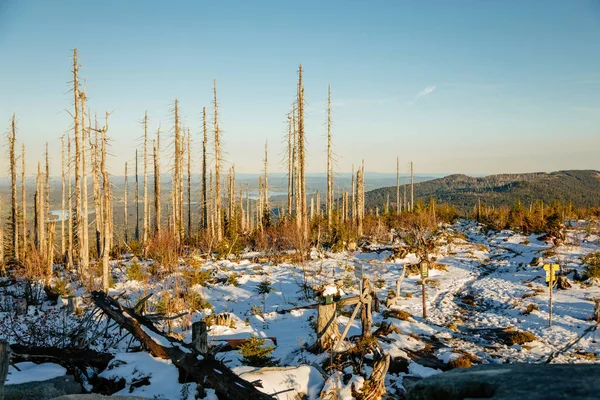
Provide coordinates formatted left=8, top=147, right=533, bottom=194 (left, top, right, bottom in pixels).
left=91, top=291, right=272, bottom=399
left=153, top=130, right=161, bottom=234
left=327, top=84, right=334, bottom=232
left=80, top=87, right=89, bottom=274
left=73, top=49, right=83, bottom=273
left=263, top=139, right=269, bottom=221
left=187, top=128, right=192, bottom=237
left=124, top=162, right=128, bottom=243
left=143, top=111, right=149, bottom=243
left=356, top=166, right=364, bottom=237
left=60, top=137, right=66, bottom=258
left=100, top=113, right=111, bottom=292
left=0, top=200, right=4, bottom=273
left=410, top=161, right=414, bottom=211
left=287, top=112, right=293, bottom=217
left=135, top=149, right=140, bottom=242
left=90, top=126, right=102, bottom=259
left=593, top=299, right=600, bottom=323
left=297, top=65, right=307, bottom=240
left=67, top=135, right=74, bottom=269
left=201, top=107, right=208, bottom=230
left=8, top=114, right=18, bottom=262
left=396, top=157, right=400, bottom=215
left=21, top=143, right=26, bottom=261
left=213, top=80, right=223, bottom=242
left=46, top=221, right=56, bottom=280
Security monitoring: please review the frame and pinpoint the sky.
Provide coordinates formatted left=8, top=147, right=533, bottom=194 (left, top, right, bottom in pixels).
left=0, top=0, right=599, bottom=178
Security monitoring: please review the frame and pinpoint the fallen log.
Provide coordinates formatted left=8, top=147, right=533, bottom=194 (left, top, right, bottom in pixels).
left=9, top=345, right=113, bottom=374
left=90, top=291, right=271, bottom=400
left=276, top=295, right=361, bottom=314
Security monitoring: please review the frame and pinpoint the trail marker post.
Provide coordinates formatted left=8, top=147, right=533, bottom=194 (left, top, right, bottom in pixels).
left=543, top=263, right=560, bottom=327
left=420, top=261, right=429, bottom=319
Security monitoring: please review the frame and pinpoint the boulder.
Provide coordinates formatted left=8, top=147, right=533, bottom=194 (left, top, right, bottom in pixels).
left=407, top=363, right=600, bottom=400
left=5, top=375, right=81, bottom=400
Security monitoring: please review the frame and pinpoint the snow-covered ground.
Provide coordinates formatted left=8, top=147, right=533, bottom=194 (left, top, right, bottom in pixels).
left=1, top=220, right=599, bottom=399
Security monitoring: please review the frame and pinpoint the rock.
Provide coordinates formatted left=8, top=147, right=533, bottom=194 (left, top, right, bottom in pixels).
left=407, top=363, right=600, bottom=400
left=5, top=375, right=81, bottom=400
left=52, top=395, right=156, bottom=400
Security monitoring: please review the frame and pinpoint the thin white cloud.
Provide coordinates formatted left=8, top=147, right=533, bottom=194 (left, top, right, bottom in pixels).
left=410, top=85, right=436, bottom=105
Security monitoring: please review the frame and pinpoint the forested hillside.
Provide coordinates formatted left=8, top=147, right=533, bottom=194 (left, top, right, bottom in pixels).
left=365, top=170, right=600, bottom=212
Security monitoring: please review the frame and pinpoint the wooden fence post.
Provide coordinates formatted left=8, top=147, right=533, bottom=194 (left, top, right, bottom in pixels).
left=192, top=321, right=208, bottom=355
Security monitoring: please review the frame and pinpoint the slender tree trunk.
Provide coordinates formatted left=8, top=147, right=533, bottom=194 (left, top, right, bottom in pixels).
left=135, top=149, right=140, bottom=242
left=143, top=111, right=149, bottom=243
left=209, top=171, right=214, bottom=239
left=80, top=93, right=89, bottom=273
left=357, top=166, right=363, bottom=237
left=101, top=114, right=111, bottom=292
left=410, top=161, right=414, bottom=212
left=91, top=127, right=102, bottom=259
left=153, top=128, right=161, bottom=234
left=47, top=221, right=55, bottom=281
left=43, top=143, right=49, bottom=257
left=327, top=84, right=333, bottom=232
left=60, top=137, right=66, bottom=258
left=21, top=144, right=26, bottom=261
left=187, top=129, right=192, bottom=238
left=35, top=163, right=41, bottom=252
left=263, top=140, right=269, bottom=221
left=9, top=114, right=18, bottom=262
left=213, top=81, right=222, bottom=242
left=396, top=156, right=400, bottom=215
left=297, top=65, right=307, bottom=240
left=201, top=107, right=208, bottom=230
left=67, top=136, right=74, bottom=269
left=73, top=49, right=82, bottom=273
left=351, top=164, right=356, bottom=222
left=287, top=112, right=293, bottom=217
left=124, top=162, right=128, bottom=244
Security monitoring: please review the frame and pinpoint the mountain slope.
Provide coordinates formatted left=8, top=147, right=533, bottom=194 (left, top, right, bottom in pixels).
left=365, top=170, right=600, bottom=212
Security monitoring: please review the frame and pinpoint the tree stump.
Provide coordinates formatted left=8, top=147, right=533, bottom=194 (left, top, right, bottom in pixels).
left=192, top=321, right=208, bottom=355
left=593, top=299, right=600, bottom=324
left=0, top=341, right=10, bottom=400
left=360, top=278, right=373, bottom=339
left=354, top=353, right=391, bottom=400
left=556, top=276, right=571, bottom=290
left=312, top=302, right=340, bottom=352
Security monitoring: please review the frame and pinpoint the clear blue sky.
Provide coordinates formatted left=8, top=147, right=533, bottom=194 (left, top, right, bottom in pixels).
left=1, top=0, right=599, bottom=177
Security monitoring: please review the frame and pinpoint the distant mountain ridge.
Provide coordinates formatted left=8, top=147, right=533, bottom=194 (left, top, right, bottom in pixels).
left=365, top=170, right=600, bottom=211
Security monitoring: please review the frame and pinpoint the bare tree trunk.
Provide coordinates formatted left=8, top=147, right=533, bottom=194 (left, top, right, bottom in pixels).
left=327, top=84, right=333, bottom=232
left=124, top=162, right=128, bottom=244
left=101, top=114, right=111, bottom=292
left=187, top=129, right=192, bottom=238
left=34, top=163, right=41, bottom=252
left=396, top=156, right=400, bottom=215
left=60, top=137, right=66, bottom=259
left=209, top=171, right=214, bottom=239
left=287, top=112, right=293, bottom=217
left=297, top=64, right=307, bottom=241
left=46, top=221, right=55, bottom=281
left=21, top=144, right=26, bottom=262
left=135, top=149, right=140, bottom=242
left=91, top=127, right=102, bottom=259
left=351, top=164, right=356, bottom=222
left=263, top=140, right=269, bottom=222
left=213, top=81, right=223, bottom=242
left=201, top=107, right=208, bottom=231
left=357, top=165, right=364, bottom=238
left=143, top=111, right=149, bottom=243
left=153, top=129, right=161, bottom=234
left=0, top=199, right=4, bottom=273
left=80, top=93, right=89, bottom=274
left=9, top=114, right=18, bottom=262
left=73, top=49, right=82, bottom=273
left=410, top=161, right=414, bottom=212
left=67, top=136, right=74, bottom=269
left=43, top=143, right=49, bottom=257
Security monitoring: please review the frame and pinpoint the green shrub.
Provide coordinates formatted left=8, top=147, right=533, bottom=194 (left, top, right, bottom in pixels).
left=238, top=335, right=278, bottom=367
left=582, top=252, right=600, bottom=279
left=126, top=260, right=147, bottom=281
left=185, top=269, right=213, bottom=287
left=255, top=279, right=272, bottom=296
left=187, top=292, right=213, bottom=312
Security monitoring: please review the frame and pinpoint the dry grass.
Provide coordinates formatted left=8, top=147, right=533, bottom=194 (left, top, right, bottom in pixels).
left=384, top=309, right=412, bottom=321
left=523, top=303, right=540, bottom=315
left=448, top=355, right=473, bottom=369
